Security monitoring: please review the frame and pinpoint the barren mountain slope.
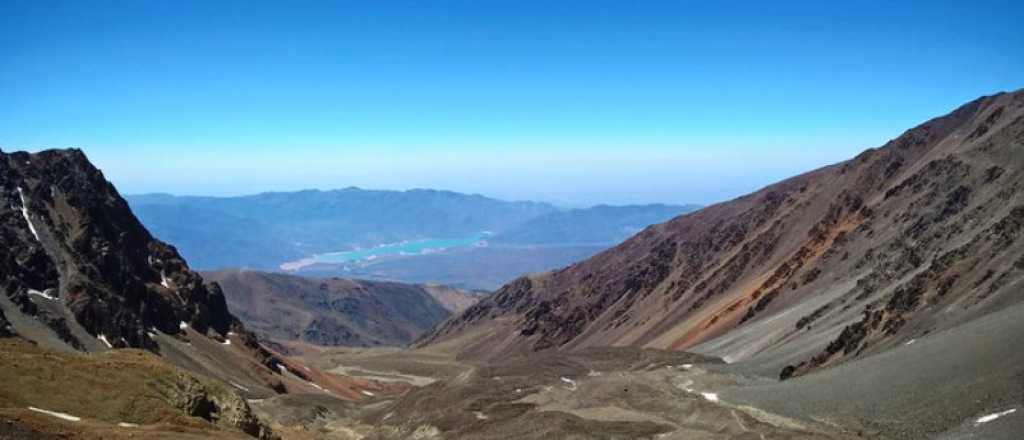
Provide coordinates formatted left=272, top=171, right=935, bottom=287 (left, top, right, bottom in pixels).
left=0, top=149, right=386, bottom=437
left=204, top=270, right=480, bottom=347
left=418, top=90, right=1024, bottom=380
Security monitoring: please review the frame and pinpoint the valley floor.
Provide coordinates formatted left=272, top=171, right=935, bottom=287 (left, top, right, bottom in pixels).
left=250, top=344, right=858, bottom=439
left=5, top=301, right=1022, bottom=440
left=246, top=299, right=1024, bottom=440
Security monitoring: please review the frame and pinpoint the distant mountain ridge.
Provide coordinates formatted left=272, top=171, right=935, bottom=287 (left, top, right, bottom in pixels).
left=127, top=188, right=557, bottom=269
left=492, top=203, right=700, bottom=245
left=127, top=188, right=699, bottom=289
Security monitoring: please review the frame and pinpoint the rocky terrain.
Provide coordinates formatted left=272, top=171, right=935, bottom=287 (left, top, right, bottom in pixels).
left=0, top=149, right=387, bottom=438
left=2, top=90, right=1023, bottom=440
left=416, top=90, right=1024, bottom=437
left=203, top=270, right=481, bottom=348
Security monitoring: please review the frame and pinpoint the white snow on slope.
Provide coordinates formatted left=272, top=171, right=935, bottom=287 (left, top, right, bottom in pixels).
left=701, top=392, right=719, bottom=402
left=28, top=289, right=56, bottom=300
left=309, top=383, right=331, bottom=394
left=976, top=408, right=1016, bottom=424
left=560, top=377, right=577, bottom=391
left=16, top=188, right=40, bottom=241
left=160, top=272, right=171, bottom=289
left=117, top=422, right=139, bottom=428
left=179, top=321, right=188, bottom=330
left=230, top=382, right=250, bottom=392
left=361, top=390, right=375, bottom=397
left=97, top=334, right=113, bottom=348
left=28, top=407, right=80, bottom=422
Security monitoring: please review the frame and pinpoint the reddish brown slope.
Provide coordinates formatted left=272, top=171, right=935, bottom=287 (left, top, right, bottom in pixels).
left=203, top=270, right=477, bottom=348
left=417, top=90, right=1024, bottom=378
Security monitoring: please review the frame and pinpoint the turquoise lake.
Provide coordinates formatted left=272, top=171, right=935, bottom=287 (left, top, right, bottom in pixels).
left=310, top=232, right=490, bottom=264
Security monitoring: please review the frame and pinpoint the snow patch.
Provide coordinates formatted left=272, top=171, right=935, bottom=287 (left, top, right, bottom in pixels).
left=16, top=188, right=40, bottom=241
left=976, top=408, right=1016, bottom=424
left=178, top=321, right=188, bottom=330
left=229, top=382, right=250, bottom=392
left=560, top=377, right=577, bottom=391
left=160, top=272, right=171, bottom=289
left=680, top=364, right=693, bottom=370
left=221, top=338, right=231, bottom=346
left=28, top=407, right=80, bottom=422
left=97, top=334, right=113, bottom=348
left=904, top=339, right=916, bottom=346
left=309, top=383, right=330, bottom=394
left=27, top=289, right=56, bottom=300
left=117, top=422, right=139, bottom=428
left=361, top=390, right=375, bottom=397
left=277, top=364, right=291, bottom=375
left=701, top=392, right=719, bottom=402
left=474, top=411, right=488, bottom=420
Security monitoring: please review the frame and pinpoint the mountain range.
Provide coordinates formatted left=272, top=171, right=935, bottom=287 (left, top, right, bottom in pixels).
left=127, top=189, right=697, bottom=289
left=126, top=189, right=555, bottom=269
left=2, top=90, right=1023, bottom=439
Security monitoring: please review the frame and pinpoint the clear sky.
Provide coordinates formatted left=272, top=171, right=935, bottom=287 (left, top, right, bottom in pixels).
left=1, top=1, right=1021, bottom=206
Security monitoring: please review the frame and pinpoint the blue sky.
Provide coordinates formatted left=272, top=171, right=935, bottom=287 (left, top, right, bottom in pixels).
left=1, top=1, right=1021, bottom=206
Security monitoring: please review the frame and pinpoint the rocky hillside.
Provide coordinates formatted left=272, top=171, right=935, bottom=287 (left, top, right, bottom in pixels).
left=204, top=270, right=481, bottom=348
left=0, top=148, right=387, bottom=437
left=0, top=148, right=238, bottom=349
left=418, top=90, right=1024, bottom=380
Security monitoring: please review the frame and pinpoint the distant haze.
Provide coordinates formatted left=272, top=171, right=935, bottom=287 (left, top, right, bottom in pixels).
left=102, top=145, right=855, bottom=207
left=2, top=1, right=1021, bottom=206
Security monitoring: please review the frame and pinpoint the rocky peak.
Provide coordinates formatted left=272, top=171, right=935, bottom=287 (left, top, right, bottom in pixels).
left=1, top=148, right=233, bottom=349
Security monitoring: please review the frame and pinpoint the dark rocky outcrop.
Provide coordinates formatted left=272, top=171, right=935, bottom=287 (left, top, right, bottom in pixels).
left=0, top=149, right=236, bottom=347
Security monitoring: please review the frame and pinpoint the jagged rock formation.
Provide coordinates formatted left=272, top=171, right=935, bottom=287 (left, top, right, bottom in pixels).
left=418, top=90, right=1024, bottom=380
left=0, top=148, right=235, bottom=348
left=0, top=148, right=379, bottom=437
